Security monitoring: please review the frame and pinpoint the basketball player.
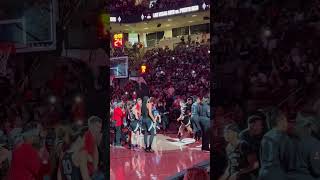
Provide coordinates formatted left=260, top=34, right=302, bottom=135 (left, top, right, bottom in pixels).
left=287, top=113, right=320, bottom=180
left=191, top=96, right=201, bottom=141
left=129, top=99, right=142, bottom=150
left=152, top=103, right=161, bottom=133
left=141, top=96, right=156, bottom=152
left=58, top=126, right=90, bottom=180
left=177, top=100, right=193, bottom=141
left=258, top=108, right=290, bottom=180
left=199, top=97, right=210, bottom=151
left=219, top=124, right=258, bottom=180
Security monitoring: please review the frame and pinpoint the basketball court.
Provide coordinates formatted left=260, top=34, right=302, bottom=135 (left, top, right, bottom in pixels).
left=110, top=134, right=210, bottom=180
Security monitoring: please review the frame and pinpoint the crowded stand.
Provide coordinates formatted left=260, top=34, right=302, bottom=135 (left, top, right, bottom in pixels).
left=0, top=56, right=106, bottom=180
left=213, top=0, right=320, bottom=179
left=110, top=39, right=210, bottom=147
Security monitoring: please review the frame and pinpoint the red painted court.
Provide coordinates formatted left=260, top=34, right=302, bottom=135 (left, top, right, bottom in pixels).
left=110, top=134, right=210, bottom=180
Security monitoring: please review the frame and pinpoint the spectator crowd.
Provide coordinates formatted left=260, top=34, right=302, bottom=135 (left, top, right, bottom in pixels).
left=212, top=0, right=320, bottom=179
left=0, top=56, right=106, bottom=180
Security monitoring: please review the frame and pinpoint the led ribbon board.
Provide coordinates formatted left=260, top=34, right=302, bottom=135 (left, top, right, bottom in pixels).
left=110, top=3, right=210, bottom=23
left=152, top=5, right=199, bottom=18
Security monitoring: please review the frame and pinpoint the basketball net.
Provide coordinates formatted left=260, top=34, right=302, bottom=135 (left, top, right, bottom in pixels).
left=0, top=43, right=15, bottom=77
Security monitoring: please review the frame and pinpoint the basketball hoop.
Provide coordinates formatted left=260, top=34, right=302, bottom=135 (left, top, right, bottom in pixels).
left=0, top=43, right=15, bottom=76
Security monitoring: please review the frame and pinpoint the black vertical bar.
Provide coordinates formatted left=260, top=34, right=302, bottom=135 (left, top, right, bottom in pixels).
left=105, top=3, right=111, bottom=179
left=210, top=1, right=214, bottom=180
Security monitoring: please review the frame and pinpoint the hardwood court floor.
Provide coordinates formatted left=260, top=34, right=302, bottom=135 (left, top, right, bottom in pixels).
left=110, top=134, right=210, bottom=180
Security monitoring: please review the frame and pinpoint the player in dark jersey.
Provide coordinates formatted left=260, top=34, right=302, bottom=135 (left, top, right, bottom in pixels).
left=152, top=103, right=162, bottom=133
left=258, top=108, right=290, bottom=180
left=141, top=96, right=156, bottom=152
left=286, top=113, right=320, bottom=180
left=157, top=100, right=169, bottom=132
left=128, top=99, right=141, bottom=150
left=58, top=126, right=90, bottom=180
left=199, top=97, right=210, bottom=151
left=177, top=100, right=193, bottom=140
left=219, top=124, right=259, bottom=180
left=186, top=97, right=193, bottom=116
left=191, top=96, right=201, bottom=141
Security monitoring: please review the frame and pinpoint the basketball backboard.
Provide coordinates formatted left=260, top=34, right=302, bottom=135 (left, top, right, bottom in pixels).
left=0, top=0, right=57, bottom=53
left=110, top=56, right=128, bottom=78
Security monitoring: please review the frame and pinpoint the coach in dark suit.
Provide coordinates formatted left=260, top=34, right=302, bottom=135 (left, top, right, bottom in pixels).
left=199, top=97, right=210, bottom=151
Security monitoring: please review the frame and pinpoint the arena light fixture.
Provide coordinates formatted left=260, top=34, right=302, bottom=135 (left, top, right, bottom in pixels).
left=75, top=95, right=82, bottom=103
left=141, top=65, right=147, bottom=73
left=49, top=96, right=56, bottom=104
left=188, top=21, right=194, bottom=23
left=264, top=29, right=272, bottom=37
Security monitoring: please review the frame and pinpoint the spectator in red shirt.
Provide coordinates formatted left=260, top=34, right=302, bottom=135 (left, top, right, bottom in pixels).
left=8, top=123, right=41, bottom=180
left=112, top=102, right=125, bottom=147
left=84, top=116, right=102, bottom=177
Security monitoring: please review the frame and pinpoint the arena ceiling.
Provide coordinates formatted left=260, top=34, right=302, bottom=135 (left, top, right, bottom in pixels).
left=110, top=10, right=210, bottom=33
